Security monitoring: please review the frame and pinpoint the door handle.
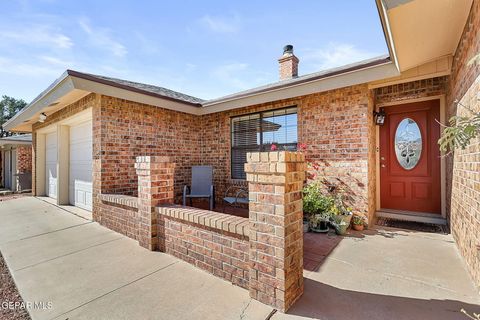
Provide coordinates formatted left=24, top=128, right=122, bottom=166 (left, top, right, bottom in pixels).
left=381, top=164, right=386, bottom=168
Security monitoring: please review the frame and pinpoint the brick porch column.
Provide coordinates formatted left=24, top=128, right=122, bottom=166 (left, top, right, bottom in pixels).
left=245, top=151, right=305, bottom=312
left=135, top=156, right=175, bottom=251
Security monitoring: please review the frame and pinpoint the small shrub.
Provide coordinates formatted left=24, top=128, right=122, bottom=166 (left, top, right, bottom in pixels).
left=303, top=183, right=334, bottom=217
left=352, top=215, right=364, bottom=226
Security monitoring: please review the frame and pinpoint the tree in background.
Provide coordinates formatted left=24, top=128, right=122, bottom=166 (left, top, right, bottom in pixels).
left=0, top=95, right=27, bottom=137
left=439, top=54, right=480, bottom=153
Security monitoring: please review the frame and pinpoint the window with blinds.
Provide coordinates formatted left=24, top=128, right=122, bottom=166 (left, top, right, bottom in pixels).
left=231, top=107, right=298, bottom=179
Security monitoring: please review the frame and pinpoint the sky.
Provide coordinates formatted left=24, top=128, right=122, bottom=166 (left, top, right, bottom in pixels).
left=0, top=0, right=388, bottom=103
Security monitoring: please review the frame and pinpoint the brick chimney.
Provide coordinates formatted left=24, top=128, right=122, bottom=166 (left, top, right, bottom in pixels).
left=278, top=45, right=299, bottom=80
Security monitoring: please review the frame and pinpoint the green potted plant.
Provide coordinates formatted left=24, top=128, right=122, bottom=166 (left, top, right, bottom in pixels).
left=309, top=211, right=331, bottom=233
left=329, top=194, right=353, bottom=235
left=352, top=215, right=365, bottom=231
left=303, top=183, right=333, bottom=233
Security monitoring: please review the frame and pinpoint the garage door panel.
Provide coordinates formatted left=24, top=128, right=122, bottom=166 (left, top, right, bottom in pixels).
left=69, top=120, right=92, bottom=211
left=70, top=147, right=92, bottom=162
left=69, top=180, right=92, bottom=211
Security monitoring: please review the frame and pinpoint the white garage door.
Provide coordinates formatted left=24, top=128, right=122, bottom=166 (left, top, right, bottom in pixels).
left=69, top=120, right=93, bottom=211
left=45, top=132, right=58, bottom=199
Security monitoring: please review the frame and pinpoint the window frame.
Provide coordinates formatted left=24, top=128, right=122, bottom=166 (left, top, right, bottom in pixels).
left=230, top=106, right=298, bottom=180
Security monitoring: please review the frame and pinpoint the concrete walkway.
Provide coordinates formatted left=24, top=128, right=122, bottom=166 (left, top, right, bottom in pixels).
left=278, top=228, right=480, bottom=320
left=0, top=197, right=272, bottom=320
left=1, top=197, right=479, bottom=320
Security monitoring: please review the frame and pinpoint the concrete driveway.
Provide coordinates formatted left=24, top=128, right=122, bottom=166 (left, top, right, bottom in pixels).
left=1, top=197, right=479, bottom=320
left=0, top=197, right=273, bottom=320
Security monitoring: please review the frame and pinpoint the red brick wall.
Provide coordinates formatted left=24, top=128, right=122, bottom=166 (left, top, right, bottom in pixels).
left=96, top=201, right=139, bottom=240
left=31, top=84, right=377, bottom=222
left=92, top=96, right=201, bottom=236
left=200, top=84, right=374, bottom=218
left=163, top=217, right=249, bottom=288
left=374, top=76, right=448, bottom=105
left=448, top=1, right=480, bottom=115
left=95, top=95, right=201, bottom=198
left=448, top=0, right=480, bottom=288
left=15, top=145, right=32, bottom=174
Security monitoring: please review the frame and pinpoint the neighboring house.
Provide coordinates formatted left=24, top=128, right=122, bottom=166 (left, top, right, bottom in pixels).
left=0, top=134, right=32, bottom=192
left=3, top=0, right=479, bottom=287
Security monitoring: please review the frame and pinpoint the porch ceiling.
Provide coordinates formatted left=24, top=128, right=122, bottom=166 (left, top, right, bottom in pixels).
left=382, top=0, right=473, bottom=72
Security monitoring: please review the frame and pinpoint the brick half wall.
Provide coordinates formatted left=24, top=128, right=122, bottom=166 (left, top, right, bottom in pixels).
left=97, top=194, right=139, bottom=241
left=159, top=206, right=250, bottom=289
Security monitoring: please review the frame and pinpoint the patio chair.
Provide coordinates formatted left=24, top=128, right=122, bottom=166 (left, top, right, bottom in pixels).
left=222, top=185, right=249, bottom=213
left=183, top=166, right=215, bottom=210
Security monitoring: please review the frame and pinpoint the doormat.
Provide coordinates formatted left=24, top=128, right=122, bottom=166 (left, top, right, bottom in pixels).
left=376, top=218, right=448, bottom=233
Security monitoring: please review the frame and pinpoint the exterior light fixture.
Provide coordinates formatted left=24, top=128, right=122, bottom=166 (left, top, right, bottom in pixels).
left=39, top=112, right=47, bottom=123
left=373, top=108, right=386, bottom=126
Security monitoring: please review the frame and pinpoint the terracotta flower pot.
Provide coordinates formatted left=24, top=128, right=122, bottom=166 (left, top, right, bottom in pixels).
left=353, top=224, right=364, bottom=231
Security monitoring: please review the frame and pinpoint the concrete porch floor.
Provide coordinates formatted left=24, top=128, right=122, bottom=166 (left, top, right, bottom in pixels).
left=284, top=230, right=480, bottom=320
left=0, top=197, right=479, bottom=319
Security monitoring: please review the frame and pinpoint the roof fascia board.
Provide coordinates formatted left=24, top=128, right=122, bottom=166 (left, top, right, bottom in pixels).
left=0, top=140, right=32, bottom=146
left=6, top=60, right=400, bottom=130
left=383, top=0, right=414, bottom=10
left=376, top=0, right=400, bottom=71
left=67, top=70, right=202, bottom=107
left=70, top=77, right=203, bottom=116
left=3, top=76, right=75, bottom=131
left=201, top=61, right=399, bottom=114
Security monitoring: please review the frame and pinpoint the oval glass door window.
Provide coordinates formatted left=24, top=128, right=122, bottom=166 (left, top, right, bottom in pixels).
left=394, top=118, right=422, bottom=170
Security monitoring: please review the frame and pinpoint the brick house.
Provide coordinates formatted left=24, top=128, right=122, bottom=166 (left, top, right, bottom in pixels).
left=3, top=0, right=480, bottom=300
left=0, top=134, right=32, bottom=192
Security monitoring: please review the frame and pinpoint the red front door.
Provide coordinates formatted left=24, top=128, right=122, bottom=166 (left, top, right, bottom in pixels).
left=379, top=100, right=441, bottom=214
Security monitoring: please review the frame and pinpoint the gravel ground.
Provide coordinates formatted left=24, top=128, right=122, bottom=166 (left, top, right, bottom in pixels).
left=0, top=252, right=31, bottom=320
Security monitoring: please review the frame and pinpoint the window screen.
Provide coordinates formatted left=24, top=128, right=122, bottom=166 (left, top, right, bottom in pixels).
left=231, top=107, right=297, bottom=179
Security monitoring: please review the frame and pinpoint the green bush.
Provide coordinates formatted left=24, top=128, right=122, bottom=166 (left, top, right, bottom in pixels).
left=303, top=183, right=334, bottom=220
